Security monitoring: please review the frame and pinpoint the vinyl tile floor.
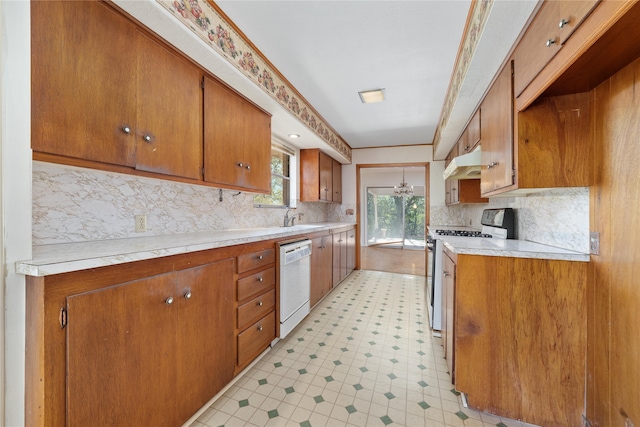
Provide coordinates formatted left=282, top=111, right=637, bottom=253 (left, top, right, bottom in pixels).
left=190, top=270, right=539, bottom=427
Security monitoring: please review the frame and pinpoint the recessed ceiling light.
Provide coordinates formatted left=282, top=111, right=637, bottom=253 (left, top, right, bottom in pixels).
left=288, top=134, right=300, bottom=139
left=358, top=89, right=385, bottom=104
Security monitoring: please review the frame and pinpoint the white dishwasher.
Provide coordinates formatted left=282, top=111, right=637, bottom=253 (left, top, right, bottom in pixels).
left=279, top=239, right=312, bottom=338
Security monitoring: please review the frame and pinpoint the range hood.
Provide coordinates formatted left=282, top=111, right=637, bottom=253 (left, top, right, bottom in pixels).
left=443, top=148, right=482, bottom=180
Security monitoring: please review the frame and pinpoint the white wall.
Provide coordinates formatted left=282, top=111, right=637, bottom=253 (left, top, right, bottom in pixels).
left=343, top=145, right=434, bottom=205
left=2, top=2, right=32, bottom=425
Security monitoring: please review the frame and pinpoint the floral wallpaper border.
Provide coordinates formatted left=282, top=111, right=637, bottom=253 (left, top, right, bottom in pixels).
left=432, top=0, right=493, bottom=155
left=157, top=0, right=352, bottom=162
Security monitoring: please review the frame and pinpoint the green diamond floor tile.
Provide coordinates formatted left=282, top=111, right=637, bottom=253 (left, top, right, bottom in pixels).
left=380, top=415, right=393, bottom=425
left=418, top=401, right=430, bottom=409
left=187, top=270, right=540, bottom=427
left=456, top=410, right=469, bottom=420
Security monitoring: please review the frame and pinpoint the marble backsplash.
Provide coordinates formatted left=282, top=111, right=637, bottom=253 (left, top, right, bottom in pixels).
left=436, top=187, right=590, bottom=253
left=32, top=162, right=336, bottom=245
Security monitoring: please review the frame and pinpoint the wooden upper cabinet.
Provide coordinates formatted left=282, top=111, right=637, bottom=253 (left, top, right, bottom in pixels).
left=513, top=0, right=599, bottom=98
left=480, top=60, right=591, bottom=197
left=481, top=62, right=514, bottom=196
left=32, top=1, right=204, bottom=180
left=300, top=149, right=341, bottom=203
left=332, top=159, right=342, bottom=203
left=319, top=151, right=333, bottom=201
left=241, top=100, right=272, bottom=192
left=135, top=31, right=203, bottom=180
left=31, top=0, right=137, bottom=167
left=466, top=109, right=481, bottom=153
left=203, top=76, right=271, bottom=193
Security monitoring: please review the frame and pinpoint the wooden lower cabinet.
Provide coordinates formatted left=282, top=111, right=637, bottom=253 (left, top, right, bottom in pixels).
left=441, top=249, right=456, bottom=384
left=235, top=248, right=276, bottom=371
left=452, top=252, right=587, bottom=427
left=310, top=235, right=333, bottom=307
left=25, top=241, right=280, bottom=427
left=64, top=259, right=235, bottom=427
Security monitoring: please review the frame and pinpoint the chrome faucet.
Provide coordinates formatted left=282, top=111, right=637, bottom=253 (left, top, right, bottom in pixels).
left=283, top=209, right=304, bottom=227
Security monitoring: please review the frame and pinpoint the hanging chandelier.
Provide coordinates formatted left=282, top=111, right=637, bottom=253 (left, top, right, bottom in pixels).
left=394, top=168, right=414, bottom=197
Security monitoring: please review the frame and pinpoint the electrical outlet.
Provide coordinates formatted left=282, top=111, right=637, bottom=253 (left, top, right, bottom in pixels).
left=135, top=215, right=147, bottom=233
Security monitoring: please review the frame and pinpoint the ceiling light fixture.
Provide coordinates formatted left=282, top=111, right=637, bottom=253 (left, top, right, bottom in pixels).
left=358, top=88, right=385, bottom=104
left=288, top=134, right=300, bottom=139
left=394, top=168, right=414, bottom=197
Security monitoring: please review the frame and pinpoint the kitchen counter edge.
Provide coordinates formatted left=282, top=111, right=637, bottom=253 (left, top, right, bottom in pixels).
left=442, top=237, right=589, bottom=262
left=17, top=222, right=356, bottom=277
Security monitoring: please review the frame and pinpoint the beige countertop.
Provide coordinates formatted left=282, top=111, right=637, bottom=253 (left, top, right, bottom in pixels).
left=17, top=222, right=355, bottom=277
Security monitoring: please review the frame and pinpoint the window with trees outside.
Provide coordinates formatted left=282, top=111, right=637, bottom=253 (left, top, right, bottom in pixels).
left=254, top=148, right=291, bottom=207
left=366, top=187, right=425, bottom=249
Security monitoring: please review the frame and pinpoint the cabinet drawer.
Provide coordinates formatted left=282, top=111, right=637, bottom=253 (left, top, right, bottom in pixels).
left=514, top=0, right=599, bottom=97
left=237, top=290, right=275, bottom=331
left=237, top=311, right=276, bottom=367
left=237, top=249, right=275, bottom=274
left=237, top=267, right=275, bottom=302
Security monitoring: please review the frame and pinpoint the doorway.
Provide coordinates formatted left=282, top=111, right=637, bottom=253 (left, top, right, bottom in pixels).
left=357, top=164, right=429, bottom=276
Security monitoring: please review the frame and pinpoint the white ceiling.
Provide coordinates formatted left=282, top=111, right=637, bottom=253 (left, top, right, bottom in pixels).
left=116, top=0, right=539, bottom=161
left=215, top=0, right=471, bottom=150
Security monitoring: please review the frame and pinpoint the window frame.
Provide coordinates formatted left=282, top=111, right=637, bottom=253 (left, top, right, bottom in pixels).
left=253, top=144, right=294, bottom=208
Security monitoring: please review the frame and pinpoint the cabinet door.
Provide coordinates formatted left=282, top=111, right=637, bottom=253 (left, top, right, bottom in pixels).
left=135, top=32, right=203, bottom=180
left=445, top=148, right=458, bottom=205
left=513, top=0, right=599, bottom=97
left=241, top=101, right=272, bottom=193
left=346, top=229, right=356, bottom=273
left=203, top=76, right=246, bottom=188
left=332, top=159, right=342, bottom=203
left=66, top=273, right=177, bottom=427
left=467, top=109, right=481, bottom=152
left=31, top=1, right=136, bottom=166
left=443, top=252, right=456, bottom=383
left=481, top=63, right=514, bottom=195
left=319, top=152, right=333, bottom=201
left=310, top=236, right=332, bottom=307
left=175, top=259, right=235, bottom=424
left=332, top=233, right=342, bottom=287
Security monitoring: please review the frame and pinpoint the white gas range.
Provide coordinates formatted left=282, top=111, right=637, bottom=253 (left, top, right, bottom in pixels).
left=426, top=208, right=515, bottom=332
